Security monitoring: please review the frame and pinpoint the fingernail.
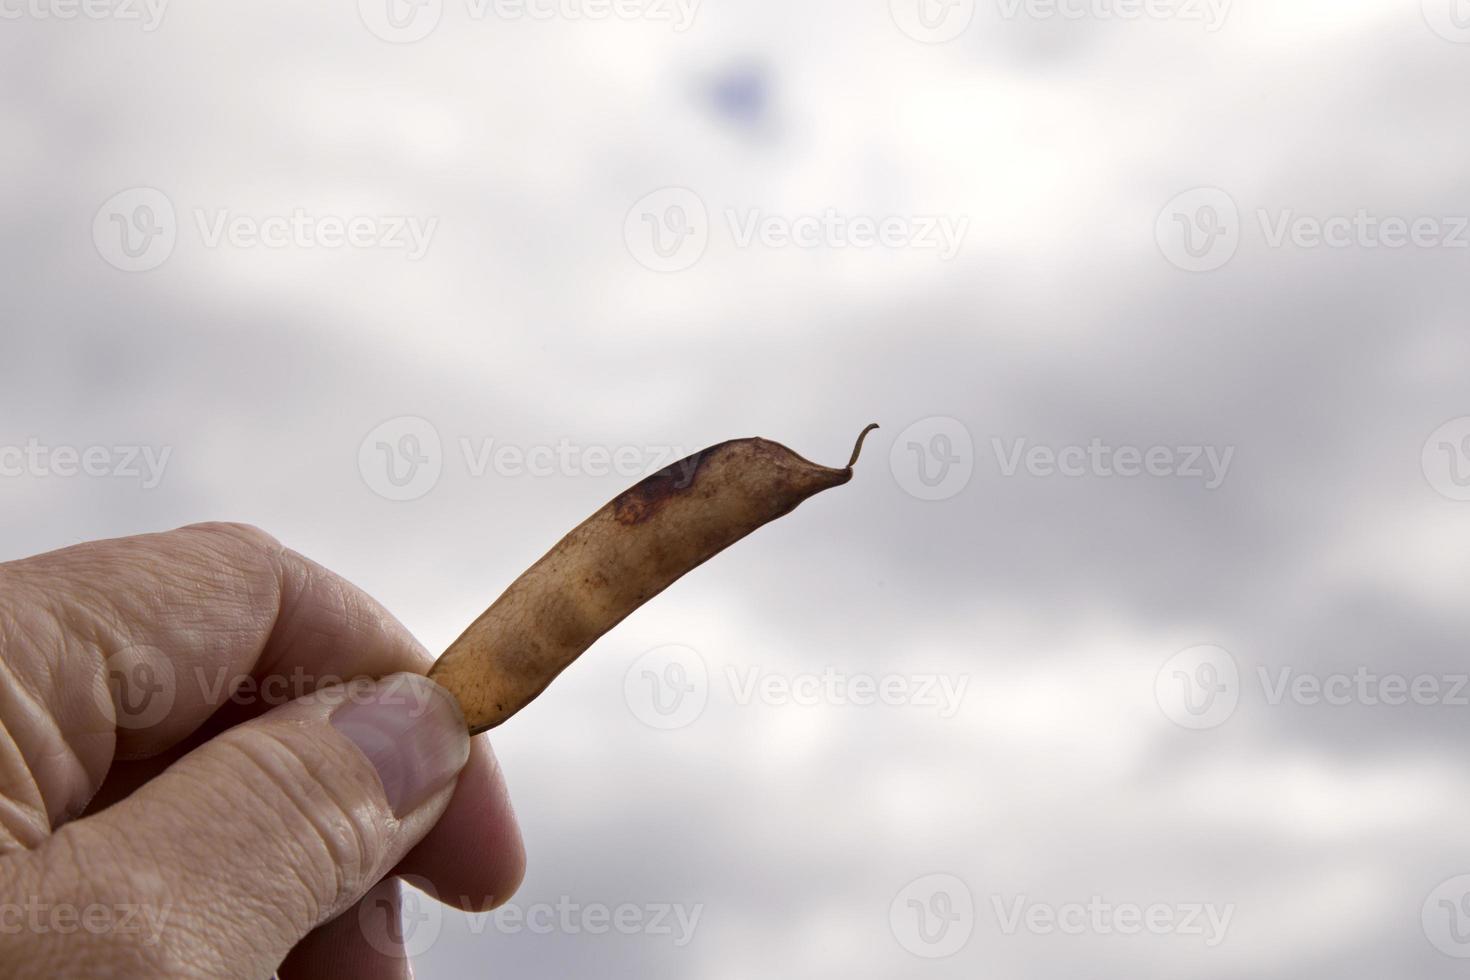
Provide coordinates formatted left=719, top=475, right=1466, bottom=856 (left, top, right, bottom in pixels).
left=330, top=673, right=470, bottom=817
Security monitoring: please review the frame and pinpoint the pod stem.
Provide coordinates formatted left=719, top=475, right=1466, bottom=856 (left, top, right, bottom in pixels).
left=847, top=423, right=880, bottom=469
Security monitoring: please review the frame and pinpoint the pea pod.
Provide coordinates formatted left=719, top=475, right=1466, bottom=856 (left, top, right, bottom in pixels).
left=429, top=426, right=878, bottom=734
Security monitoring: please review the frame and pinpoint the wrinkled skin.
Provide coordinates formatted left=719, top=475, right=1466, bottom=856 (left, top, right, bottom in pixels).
left=0, top=523, right=524, bottom=978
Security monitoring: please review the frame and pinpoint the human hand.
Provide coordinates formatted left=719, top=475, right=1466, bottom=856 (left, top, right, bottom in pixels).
left=0, top=523, right=525, bottom=978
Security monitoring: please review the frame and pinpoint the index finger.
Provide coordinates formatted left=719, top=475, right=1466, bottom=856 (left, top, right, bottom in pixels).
left=2, top=522, right=431, bottom=762
left=0, top=522, right=525, bottom=910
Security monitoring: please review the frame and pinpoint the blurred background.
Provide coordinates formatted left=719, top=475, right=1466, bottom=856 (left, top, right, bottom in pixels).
left=5, top=0, right=1470, bottom=976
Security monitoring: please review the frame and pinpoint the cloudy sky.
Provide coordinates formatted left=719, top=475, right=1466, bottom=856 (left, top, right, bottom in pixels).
left=5, top=0, right=1470, bottom=975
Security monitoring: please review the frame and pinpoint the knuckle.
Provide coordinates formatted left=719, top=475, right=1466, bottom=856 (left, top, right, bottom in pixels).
left=178, top=521, right=284, bottom=557
left=212, top=723, right=389, bottom=918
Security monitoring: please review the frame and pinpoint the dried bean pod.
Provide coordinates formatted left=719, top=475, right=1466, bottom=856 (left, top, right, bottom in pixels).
left=429, top=426, right=877, bottom=734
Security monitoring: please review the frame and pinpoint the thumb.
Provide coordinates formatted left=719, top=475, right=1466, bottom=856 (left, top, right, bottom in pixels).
left=13, top=672, right=469, bottom=979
